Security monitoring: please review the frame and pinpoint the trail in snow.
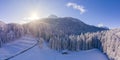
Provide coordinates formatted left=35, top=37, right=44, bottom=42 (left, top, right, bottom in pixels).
left=0, top=36, right=37, bottom=60
left=11, top=42, right=108, bottom=60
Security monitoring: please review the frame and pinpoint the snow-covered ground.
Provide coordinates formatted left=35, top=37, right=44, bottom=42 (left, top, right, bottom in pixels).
left=0, top=36, right=37, bottom=60
left=0, top=36, right=108, bottom=60
left=11, top=42, right=108, bottom=60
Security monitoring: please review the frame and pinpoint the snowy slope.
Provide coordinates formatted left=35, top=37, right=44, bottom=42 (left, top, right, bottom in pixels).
left=11, top=43, right=108, bottom=60
left=0, top=36, right=37, bottom=60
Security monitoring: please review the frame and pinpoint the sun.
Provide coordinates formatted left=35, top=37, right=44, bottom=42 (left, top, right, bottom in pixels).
left=21, top=11, right=40, bottom=24
left=29, top=12, right=39, bottom=20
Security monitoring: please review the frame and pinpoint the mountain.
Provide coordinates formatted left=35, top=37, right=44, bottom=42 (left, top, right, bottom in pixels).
left=25, top=17, right=108, bottom=36
left=48, top=15, right=58, bottom=18
left=0, top=17, right=108, bottom=47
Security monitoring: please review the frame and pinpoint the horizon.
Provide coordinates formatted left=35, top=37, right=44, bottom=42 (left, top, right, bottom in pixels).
left=0, top=0, right=120, bottom=28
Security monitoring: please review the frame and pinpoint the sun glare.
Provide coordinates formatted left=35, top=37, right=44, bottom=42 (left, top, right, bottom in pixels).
left=29, top=12, right=39, bottom=20
left=21, top=11, right=40, bottom=24
left=24, top=11, right=40, bottom=21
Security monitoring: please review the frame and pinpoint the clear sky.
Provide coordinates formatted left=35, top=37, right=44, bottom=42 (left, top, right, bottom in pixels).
left=0, top=0, right=120, bottom=28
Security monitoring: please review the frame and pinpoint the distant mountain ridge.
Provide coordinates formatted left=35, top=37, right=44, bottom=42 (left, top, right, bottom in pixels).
left=25, top=17, right=108, bottom=36
left=0, top=16, right=108, bottom=36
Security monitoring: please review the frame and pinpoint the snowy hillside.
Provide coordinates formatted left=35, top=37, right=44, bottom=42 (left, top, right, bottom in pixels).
left=11, top=42, right=108, bottom=60
left=0, top=35, right=108, bottom=60
left=0, top=36, right=37, bottom=60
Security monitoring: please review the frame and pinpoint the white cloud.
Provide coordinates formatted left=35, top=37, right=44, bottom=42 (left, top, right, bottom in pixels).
left=66, top=2, right=86, bottom=14
left=97, top=23, right=104, bottom=27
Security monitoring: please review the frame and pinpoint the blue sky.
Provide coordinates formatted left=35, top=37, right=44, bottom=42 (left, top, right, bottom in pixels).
left=0, top=0, right=120, bottom=28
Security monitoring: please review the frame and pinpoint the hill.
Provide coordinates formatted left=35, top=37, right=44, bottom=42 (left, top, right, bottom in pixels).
left=24, top=17, right=108, bottom=38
